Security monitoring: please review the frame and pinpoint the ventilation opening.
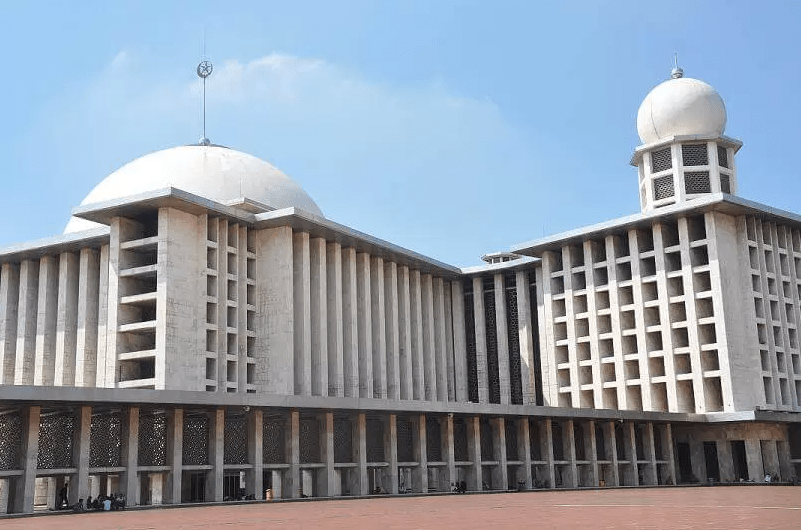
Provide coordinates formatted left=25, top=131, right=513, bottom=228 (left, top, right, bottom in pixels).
left=682, top=144, right=708, bottom=166
left=651, top=147, right=672, bottom=173
left=685, top=171, right=711, bottom=194
left=653, top=175, right=675, bottom=200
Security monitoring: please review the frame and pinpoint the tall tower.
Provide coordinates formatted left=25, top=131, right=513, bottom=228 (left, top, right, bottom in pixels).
left=630, top=65, right=742, bottom=213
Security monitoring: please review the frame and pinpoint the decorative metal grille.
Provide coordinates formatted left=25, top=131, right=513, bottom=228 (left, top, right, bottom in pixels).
left=595, top=424, right=606, bottom=460
left=299, top=417, right=320, bottom=464
left=529, top=420, right=542, bottom=461
left=720, top=174, right=731, bottom=194
left=483, top=277, right=500, bottom=404
left=682, top=144, right=708, bottom=166
left=0, top=412, right=23, bottom=470
left=552, top=421, right=565, bottom=461
left=651, top=147, right=672, bottom=173
left=426, top=417, right=441, bottom=462
left=181, top=415, right=208, bottom=466
left=464, top=281, right=479, bottom=403
left=38, top=413, right=75, bottom=469
left=505, top=274, right=523, bottom=405
left=334, top=417, right=353, bottom=463
left=90, top=413, right=122, bottom=468
left=685, top=171, right=711, bottom=194
left=529, top=274, right=544, bottom=406
left=263, top=418, right=285, bottom=464
left=653, top=175, right=675, bottom=200
left=717, top=145, right=729, bottom=168
left=454, top=419, right=468, bottom=461
left=573, top=423, right=585, bottom=460
left=505, top=419, right=518, bottom=461
left=480, top=419, right=494, bottom=461
left=366, top=418, right=384, bottom=463
left=224, top=415, right=248, bottom=465
left=396, top=417, right=414, bottom=462
left=615, top=424, right=626, bottom=460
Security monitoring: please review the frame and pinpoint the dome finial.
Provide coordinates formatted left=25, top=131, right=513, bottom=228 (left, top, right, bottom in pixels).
left=197, top=31, right=213, bottom=146
left=671, top=52, right=684, bottom=79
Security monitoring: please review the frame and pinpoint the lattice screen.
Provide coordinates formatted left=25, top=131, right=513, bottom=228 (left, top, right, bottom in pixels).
left=90, top=413, right=122, bottom=468
left=181, top=415, right=208, bottom=466
left=0, top=413, right=23, bottom=470
left=464, top=281, right=479, bottom=403
left=573, top=423, right=586, bottom=460
left=505, top=274, right=523, bottom=404
left=366, top=418, right=384, bottom=463
left=263, top=417, right=285, bottom=464
left=224, top=415, right=248, bottom=465
left=396, top=417, right=414, bottom=462
left=483, top=277, right=500, bottom=404
left=299, top=417, right=320, bottom=464
left=38, top=413, right=75, bottom=469
left=682, top=144, right=708, bottom=166
left=480, top=419, right=494, bottom=461
left=685, top=171, right=711, bottom=194
left=454, top=419, right=468, bottom=462
left=505, top=419, right=518, bottom=461
left=334, top=418, right=353, bottom=463
left=529, top=420, right=542, bottom=461
left=720, top=174, right=731, bottom=194
left=651, top=147, right=672, bottom=173
left=653, top=175, right=675, bottom=200
left=717, top=145, right=729, bottom=168
left=426, top=417, right=441, bottom=462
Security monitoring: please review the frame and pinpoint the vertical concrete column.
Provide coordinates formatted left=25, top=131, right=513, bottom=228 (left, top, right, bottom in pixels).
left=472, top=277, right=489, bottom=403
left=518, top=418, right=533, bottom=488
left=627, top=423, right=639, bottom=485
left=342, top=247, right=359, bottom=398
left=491, top=418, right=508, bottom=490
left=587, top=420, right=599, bottom=487
left=208, top=408, right=224, bottom=502
left=248, top=409, right=263, bottom=499
left=293, top=232, right=312, bottom=396
left=34, top=256, right=59, bottom=386
left=0, top=262, right=20, bottom=384
left=494, top=275, right=511, bottom=405
left=15, top=259, right=39, bottom=385
left=644, top=423, right=658, bottom=485
left=398, top=266, right=413, bottom=400
left=356, top=254, right=373, bottom=398
left=434, top=278, right=449, bottom=402
left=565, top=420, right=578, bottom=488
left=13, top=405, right=40, bottom=514
left=384, top=414, right=399, bottom=494
left=122, top=406, right=140, bottom=506
left=70, top=405, right=91, bottom=505
left=166, top=407, right=183, bottom=503
left=607, top=421, right=620, bottom=487
left=385, top=262, right=401, bottom=401
left=285, top=410, right=300, bottom=499
left=55, top=252, right=79, bottom=386
left=75, top=248, right=99, bottom=387
left=663, top=423, right=676, bottom=485
left=443, top=414, right=456, bottom=488
left=355, top=413, right=369, bottom=495
left=409, top=270, right=425, bottom=400
left=515, top=271, right=533, bottom=404
left=413, top=413, right=428, bottom=493
left=0, top=479, right=8, bottom=514
left=321, top=412, right=336, bottom=497
left=467, top=416, right=482, bottom=490
left=310, top=237, right=328, bottom=397
left=451, top=281, right=468, bottom=402
left=677, top=218, right=705, bottom=412
left=745, top=439, right=764, bottom=482
left=421, top=274, right=437, bottom=401
left=95, top=245, right=111, bottom=388
left=544, top=419, right=556, bottom=488
left=370, top=256, right=387, bottom=399
left=326, top=243, right=344, bottom=397
left=443, top=282, right=456, bottom=401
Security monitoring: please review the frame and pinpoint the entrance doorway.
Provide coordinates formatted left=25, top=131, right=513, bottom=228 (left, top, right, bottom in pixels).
left=677, top=443, right=692, bottom=483
left=188, top=472, right=205, bottom=502
left=704, top=442, right=720, bottom=482
left=731, top=440, right=748, bottom=481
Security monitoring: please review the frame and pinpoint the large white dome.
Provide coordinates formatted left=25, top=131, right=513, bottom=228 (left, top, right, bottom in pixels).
left=65, top=145, right=323, bottom=233
left=636, top=76, right=727, bottom=145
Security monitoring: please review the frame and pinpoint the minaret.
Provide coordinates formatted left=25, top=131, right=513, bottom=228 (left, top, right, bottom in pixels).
left=630, top=62, right=742, bottom=213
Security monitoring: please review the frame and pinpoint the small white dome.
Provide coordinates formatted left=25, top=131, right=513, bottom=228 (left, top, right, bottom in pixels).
left=65, top=145, right=323, bottom=233
left=636, top=76, right=727, bottom=144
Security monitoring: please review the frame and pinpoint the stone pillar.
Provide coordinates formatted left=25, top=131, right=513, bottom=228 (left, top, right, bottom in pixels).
left=628, top=423, right=640, bottom=485
left=515, top=271, right=533, bottom=404
left=0, top=263, right=20, bottom=385
left=491, top=418, right=508, bottom=490
left=326, top=243, right=344, bottom=397
left=518, top=418, right=533, bottom=489
left=293, top=232, right=312, bottom=396
left=0, top=479, right=9, bottom=514
left=467, top=416, right=482, bottom=491
left=33, top=256, right=58, bottom=386
left=384, top=414, right=398, bottom=494
left=14, top=259, right=39, bottom=385
left=321, top=412, right=336, bottom=497
left=443, top=415, right=456, bottom=489
left=434, top=278, right=449, bottom=402
left=607, top=422, right=620, bottom=487
left=355, top=413, right=369, bottom=495
left=544, top=419, right=555, bottom=488
left=70, top=405, right=91, bottom=505
left=587, top=421, right=599, bottom=487
left=310, top=237, right=328, bottom=397
left=208, top=408, right=224, bottom=502
left=248, top=409, right=263, bottom=499
left=413, top=414, right=428, bottom=493
left=410, top=270, right=425, bottom=400
left=166, top=407, right=183, bottom=504
left=450, top=281, right=468, bottom=403
left=565, top=420, right=578, bottom=488
left=95, top=245, right=110, bottom=388
left=385, top=262, right=401, bottom=401
left=370, top=256, right=387, bottom=399
left=75, top=248, right=99, bottom=387
left=421, top=274, right=436, bottom=401
left=122, top=406, right=140, bottom=507
left=663, top=423, right=676, bottom=485
left=285, top=410, right=300, bottom=499
left=342, top=247, right=359, bottom=398
left=472, top=278, right=489, bottom=403
left=745, top=439, right=764, bottom=483
left=13, top=405, right=40, bottom=513
left=55, top=252, right=79, bottom=386
left=398, top=266, right=413, bottom=400
left=644, top=423, right=658, bottom=485
left=356, top=254, right=373, bottom=398
left=443, top=282, right=456, bottom=401
left=493, top=275, right=511, bottom=405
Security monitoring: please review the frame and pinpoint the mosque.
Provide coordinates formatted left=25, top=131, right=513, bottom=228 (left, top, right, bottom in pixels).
left=0, top=63, right=800, bottom=514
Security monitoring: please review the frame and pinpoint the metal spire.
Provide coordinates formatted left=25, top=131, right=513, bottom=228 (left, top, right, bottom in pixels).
left=197, top=36, right=213, bottom=146
left=671, top=52, right=684, bottom=79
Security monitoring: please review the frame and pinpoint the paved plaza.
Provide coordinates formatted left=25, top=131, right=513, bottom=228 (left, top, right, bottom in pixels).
left=2, top=486, right=800, bottom=529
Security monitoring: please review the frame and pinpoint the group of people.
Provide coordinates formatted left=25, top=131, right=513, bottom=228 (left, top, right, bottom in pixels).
left=72, top=493, right=126, bottom=512
left=450, top=481, right=468, bottom=493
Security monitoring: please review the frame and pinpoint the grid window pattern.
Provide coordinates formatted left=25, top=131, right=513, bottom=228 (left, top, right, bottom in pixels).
left=463, top=280, right=479, bottom=403
left=717, top=146, right=729, bottom=168
left=654, top=175, right=675, bottom=200
left=651, top=147, right=672, bottom=173
left=505, top=274, right=523, bottom=405
left=720, top=174, right=731, bottom=194
left=682, top=144, right=709, bottom=166
left=483, top=277, right=501, bottom=404
left=685, top=171, right=711, bottom=194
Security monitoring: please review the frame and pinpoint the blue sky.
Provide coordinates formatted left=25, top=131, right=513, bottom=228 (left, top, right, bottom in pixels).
left=1, top=1, right=800, bottom=266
